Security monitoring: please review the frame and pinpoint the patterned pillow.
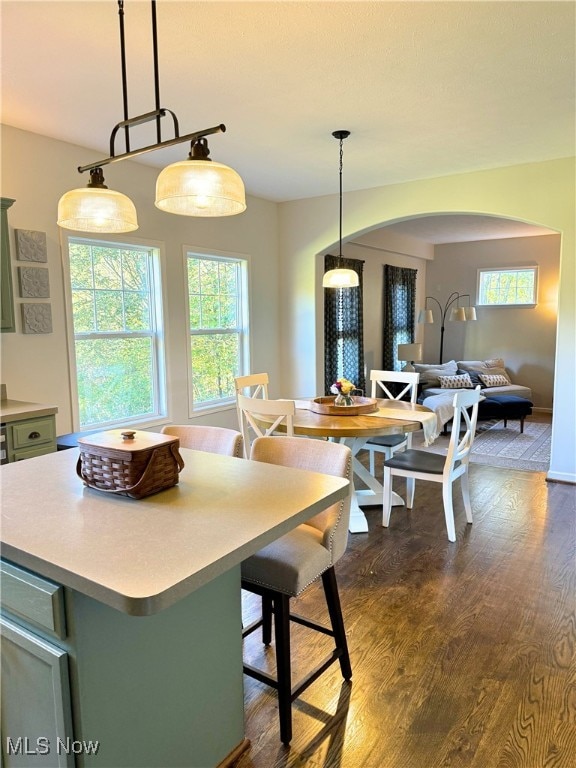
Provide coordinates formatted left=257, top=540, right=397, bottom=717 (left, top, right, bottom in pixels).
left=438, top=373, right=474, bottom=389
left=414, top=360, right=458, bottom=386
left=457, top=368, right=482, bottom=386
left=479, top=373, right=511, bottom=388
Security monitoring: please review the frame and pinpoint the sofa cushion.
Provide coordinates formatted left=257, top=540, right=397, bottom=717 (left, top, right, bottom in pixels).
left=421, top=384, right=532, bottom=400
left=414, top=360, right=457, bottom=386
left=479, top=373, right=511, bottom=388
left=438, top=373, right=474, bottom=389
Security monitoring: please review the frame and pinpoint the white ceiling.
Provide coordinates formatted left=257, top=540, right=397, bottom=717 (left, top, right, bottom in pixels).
left=1, top=1, right=573, bottom=241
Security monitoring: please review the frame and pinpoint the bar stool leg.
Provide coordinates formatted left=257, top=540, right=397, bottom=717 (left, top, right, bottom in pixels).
left=262, top=594, right=273, bottom=645
left=273, top=592, right=293, bottom=745
left=322, top=568, right=352, bottom=680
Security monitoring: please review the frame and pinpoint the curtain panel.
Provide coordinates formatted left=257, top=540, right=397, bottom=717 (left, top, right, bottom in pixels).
left=382, top=265, right=417, bottom=371
left=324, top=255, right=365, bottom=395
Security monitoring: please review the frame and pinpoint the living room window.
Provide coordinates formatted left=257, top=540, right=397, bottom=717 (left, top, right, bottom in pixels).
left=63, top=236, right=166, bottom=430
left=477, top=267, right=538, bottom=306
left=185, top=249, right=249, bottom=412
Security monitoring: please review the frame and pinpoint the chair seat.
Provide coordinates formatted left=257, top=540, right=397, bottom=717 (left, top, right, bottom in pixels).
left=242, top=524, right=331, bottom=596
left=366, top=434, right=407, bottom=448
left=384, top=448, right=461, bottom=475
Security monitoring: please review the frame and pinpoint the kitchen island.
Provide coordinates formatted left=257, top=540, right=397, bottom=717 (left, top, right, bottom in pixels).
left=0, top=447, right=349, bottom=767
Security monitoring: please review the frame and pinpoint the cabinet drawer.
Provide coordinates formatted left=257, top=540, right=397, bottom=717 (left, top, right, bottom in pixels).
left=13, top=444, right=56, bottom=461
left=0, top=561, right=66, bottom=640
left=11, top=416, right=55, bottom=449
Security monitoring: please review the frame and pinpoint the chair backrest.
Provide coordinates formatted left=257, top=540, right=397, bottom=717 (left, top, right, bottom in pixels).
left=234, top=372, right=269, bottom=399
left=237, top=394, right=295, bottom=456
left=444, top=386, right=482, bottom=472
left=370, top=370, right=420, bottom=403
left=161, top=425, right=243, bottom=457
left=250, top=436, right=352, bottom=564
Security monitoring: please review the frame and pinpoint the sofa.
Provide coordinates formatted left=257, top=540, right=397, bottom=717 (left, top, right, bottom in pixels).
left=414, top=358, right=533, bottom=432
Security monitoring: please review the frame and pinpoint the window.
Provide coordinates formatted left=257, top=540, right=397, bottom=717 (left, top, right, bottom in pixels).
left=477, top=267, right=538, bottom=306
left=65, top=237, right=166, bottom=429
left=186, top=250, right=249, bottom=411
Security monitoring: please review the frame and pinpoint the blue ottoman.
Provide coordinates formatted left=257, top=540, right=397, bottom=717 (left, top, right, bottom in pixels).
left=479, top=394, right=533, bottom=432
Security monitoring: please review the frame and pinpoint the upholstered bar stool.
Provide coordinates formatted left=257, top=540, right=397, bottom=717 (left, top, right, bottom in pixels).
left=241, top=436, right=353, bottom=744
left=161, top=424, right=242, bottom=457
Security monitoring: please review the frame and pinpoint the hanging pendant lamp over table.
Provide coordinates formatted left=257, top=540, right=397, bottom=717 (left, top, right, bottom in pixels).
left=322, top=130, right=359, bottom=289
left=57, top=0, right=246, bottom=233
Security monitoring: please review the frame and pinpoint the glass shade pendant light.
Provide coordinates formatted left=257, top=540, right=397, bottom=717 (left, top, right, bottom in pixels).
left=322, top=130, right=359, bottom=289
left=155, top=137, right=246, bottom=216
left=57, top=1, right=245, bottom=233
left=57, top=168, right=138, bottom=233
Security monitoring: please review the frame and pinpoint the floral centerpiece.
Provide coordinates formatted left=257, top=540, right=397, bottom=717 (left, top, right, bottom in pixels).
left=330, top=377, right=356, bottom=406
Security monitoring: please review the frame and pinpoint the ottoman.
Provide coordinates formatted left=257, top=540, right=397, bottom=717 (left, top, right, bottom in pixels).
left=479, top=394, right=533, bottom=432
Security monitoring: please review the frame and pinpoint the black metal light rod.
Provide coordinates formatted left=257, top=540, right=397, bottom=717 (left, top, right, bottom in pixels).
left=77, top=123, right=226, bottom=174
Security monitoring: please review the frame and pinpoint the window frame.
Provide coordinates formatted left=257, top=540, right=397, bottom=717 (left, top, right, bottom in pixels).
left=61, top=233, right=168, bottom=431
left=183, top=246, right=250, bottom=416
left=476, top=266, right=538, bottom=307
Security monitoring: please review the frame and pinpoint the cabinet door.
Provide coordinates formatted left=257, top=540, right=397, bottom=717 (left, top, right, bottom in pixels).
left=1, top=617, right=74, bottom=768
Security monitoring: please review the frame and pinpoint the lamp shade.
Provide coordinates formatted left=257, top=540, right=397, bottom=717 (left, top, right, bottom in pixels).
left=155, top=160, right=246, bottom=216
left=418, top=309, right=434, bottom=324
left=465, top=306, right=477, bottom=320
left=322, top=268, right=359, bottom=288
left=449, top=306, right=467, bottom=321
left=397, top=343, right=422, bottom=363
left=57, top=187, right=138, bottom=232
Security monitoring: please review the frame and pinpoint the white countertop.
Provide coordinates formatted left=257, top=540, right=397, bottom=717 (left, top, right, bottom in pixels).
left=0, top=398, right=58, bottom=422
left=0, top=447, right=349, bottom=616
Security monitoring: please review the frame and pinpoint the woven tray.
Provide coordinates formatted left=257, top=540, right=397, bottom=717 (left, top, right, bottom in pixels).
left=310, top=396, right=378, bottom=416
left=76, top=429, right=185, bottom=499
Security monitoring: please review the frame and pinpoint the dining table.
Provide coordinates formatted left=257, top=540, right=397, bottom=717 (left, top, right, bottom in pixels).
left=255, top=397, right=437, bottom=534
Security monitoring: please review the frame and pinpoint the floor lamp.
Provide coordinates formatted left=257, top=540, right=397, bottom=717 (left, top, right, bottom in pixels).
left=418, top=293, right=477, bottom=364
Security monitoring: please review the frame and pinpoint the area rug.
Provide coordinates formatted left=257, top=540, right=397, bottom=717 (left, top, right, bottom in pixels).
left=412, top=420, right=551, bottom=472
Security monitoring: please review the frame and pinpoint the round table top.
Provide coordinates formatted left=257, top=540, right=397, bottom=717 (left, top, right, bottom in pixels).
left=256, top=398, right=432, bottom=439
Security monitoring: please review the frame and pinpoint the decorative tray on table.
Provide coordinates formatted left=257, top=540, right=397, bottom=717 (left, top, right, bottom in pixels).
left=310, top=397, right=378, bottom=416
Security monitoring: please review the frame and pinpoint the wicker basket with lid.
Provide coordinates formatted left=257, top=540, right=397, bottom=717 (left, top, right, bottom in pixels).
left=76, top=429, right=185, bottom=499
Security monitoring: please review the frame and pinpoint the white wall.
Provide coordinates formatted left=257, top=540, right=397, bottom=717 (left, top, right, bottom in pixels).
left=0, top=125, right=281, bottom=435
left=279, top=158, right=576, bottom=483
left=424, top=235, right=559, bottom=408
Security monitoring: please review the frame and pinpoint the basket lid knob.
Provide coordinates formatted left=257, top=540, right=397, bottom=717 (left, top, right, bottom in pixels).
left=121, top=430, right=136, bottom=440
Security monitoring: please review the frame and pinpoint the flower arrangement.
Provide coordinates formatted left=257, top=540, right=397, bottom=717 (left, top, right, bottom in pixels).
left=330, top=377, right=355, bottom=405
left=330, top=377, right=355, bottom=395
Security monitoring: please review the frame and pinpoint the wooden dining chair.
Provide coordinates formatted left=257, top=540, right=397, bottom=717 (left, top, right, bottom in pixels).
left=236, top=393, right=295, bottom=457
left=160, top=425, right=243, bottom=457
left=382, top=386, right=481, bottom=542
left=242, top=436, right=352, bottom=745
left=234, top=372, right=269, bottom=399
left=365, top=370, right=420, bottom=475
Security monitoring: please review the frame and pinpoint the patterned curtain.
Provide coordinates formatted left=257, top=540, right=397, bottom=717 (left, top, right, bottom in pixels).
left=382, top=265, right=417, bottom=371
left=324, top=255, right=366, bottom=395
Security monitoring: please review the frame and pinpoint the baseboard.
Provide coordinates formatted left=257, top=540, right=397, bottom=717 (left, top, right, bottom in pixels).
left=532, top=406, right=553, bottom=414
left=546, top=471, right=576, bottom=485
left=217, top=738, right=251, bottom=767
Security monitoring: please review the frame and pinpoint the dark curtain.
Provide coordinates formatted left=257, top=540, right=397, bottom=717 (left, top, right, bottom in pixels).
left=382, top=265, right=417, bottom=371
left=324, top=255, right=365, bottom=395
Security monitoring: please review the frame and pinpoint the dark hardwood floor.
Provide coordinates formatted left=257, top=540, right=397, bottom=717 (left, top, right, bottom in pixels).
left=237, top=415, right=576, bottom=768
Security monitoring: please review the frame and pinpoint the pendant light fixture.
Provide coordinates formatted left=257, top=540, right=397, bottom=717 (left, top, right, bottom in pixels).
left=57, top=0, right=245, bottom=233
left=322, top=130, right=359, bottom=289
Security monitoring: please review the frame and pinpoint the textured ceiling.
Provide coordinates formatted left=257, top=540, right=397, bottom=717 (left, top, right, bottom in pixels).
left=1, top=1, right=574, bottom=241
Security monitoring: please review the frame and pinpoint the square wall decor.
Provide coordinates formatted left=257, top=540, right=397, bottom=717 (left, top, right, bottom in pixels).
left=15, top=229, right=47, bottom=262
left=18, top=266, right=50, bottom=298
left=21, top=303, right=52, bottom=334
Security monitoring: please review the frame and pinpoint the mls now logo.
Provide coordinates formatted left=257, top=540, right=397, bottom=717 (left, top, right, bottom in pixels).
left=6, top=737, right=100, bottom=756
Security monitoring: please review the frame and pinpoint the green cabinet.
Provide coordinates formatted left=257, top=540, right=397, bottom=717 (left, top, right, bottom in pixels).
left=1, top=198, right=16, bottom=333
left=3, top=413, right=57, bottom=463
left=1, top=563, right=74, bottom=768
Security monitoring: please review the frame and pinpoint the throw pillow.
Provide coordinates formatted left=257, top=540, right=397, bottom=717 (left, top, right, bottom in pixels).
left=457, top=367, right=483, bottom=385
left=414, top=360, right=458, bottom=386
left=439, top=373, right=474, bottom=389
left=479, top=373, right=511, bottom=388
left=484, top=357, right=506, bottom=369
